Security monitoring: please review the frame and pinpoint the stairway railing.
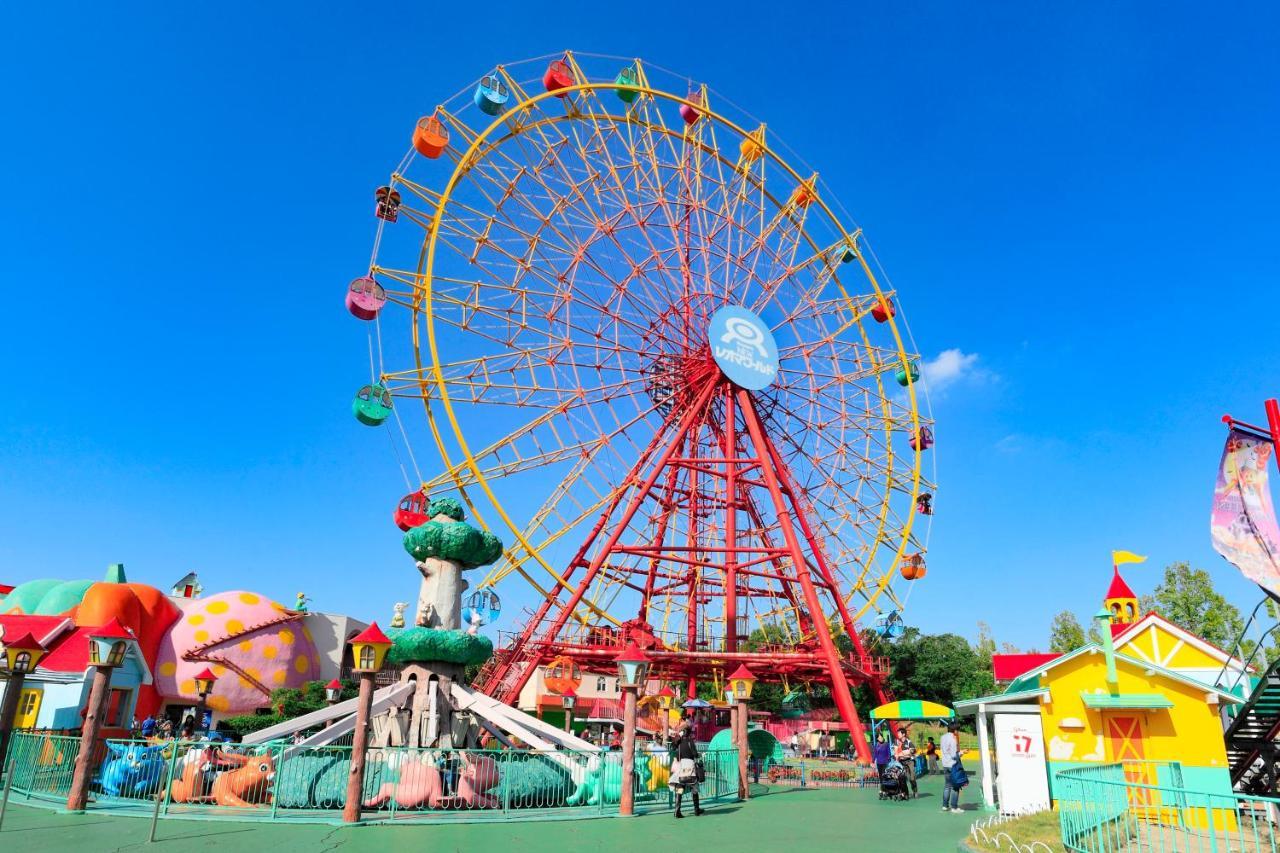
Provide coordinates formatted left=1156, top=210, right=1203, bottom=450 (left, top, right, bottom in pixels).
left=1216, top=592, right=1280, bottom=700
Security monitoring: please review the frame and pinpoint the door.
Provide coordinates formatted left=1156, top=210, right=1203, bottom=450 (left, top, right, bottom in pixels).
left=15, top=688, right=42, bottom=728
left=1105, top=714, right=1154, bottom=808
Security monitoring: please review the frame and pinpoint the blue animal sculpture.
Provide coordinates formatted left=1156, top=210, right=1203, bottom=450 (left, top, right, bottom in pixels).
left=98, top=742, right=167, bottom=798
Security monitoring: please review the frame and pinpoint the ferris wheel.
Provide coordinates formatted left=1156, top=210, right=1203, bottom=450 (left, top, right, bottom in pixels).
left=347, top=52, right=935, bottom=758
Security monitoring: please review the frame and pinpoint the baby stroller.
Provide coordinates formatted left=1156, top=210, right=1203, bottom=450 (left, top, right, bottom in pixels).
left=879, top=760, right=910, bottom=801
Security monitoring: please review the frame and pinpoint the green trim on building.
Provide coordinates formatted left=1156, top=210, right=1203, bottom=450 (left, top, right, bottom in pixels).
left=1080, top=692, right=1174, bottom=709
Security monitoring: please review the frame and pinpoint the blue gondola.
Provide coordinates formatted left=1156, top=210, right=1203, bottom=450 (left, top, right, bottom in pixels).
left=874, top=611, right=905, bottom=639
left=462, top=588, right=502, bottom=627
left=474, top=74, right=509, bottom=116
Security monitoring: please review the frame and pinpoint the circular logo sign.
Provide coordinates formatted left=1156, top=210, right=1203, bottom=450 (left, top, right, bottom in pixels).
left=709, top=305, right=779, bottom=390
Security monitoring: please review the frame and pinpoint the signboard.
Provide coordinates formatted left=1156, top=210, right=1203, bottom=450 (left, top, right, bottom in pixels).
left=993, top=714, right=1050, bottom=814
left=1211, top=428, right=1280, bottom=596
left=709, top=306, right=779, bottom=391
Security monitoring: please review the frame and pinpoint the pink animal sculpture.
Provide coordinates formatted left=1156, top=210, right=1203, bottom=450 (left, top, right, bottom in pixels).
left=457, top=754, right=501, bottom=809
left=363, top=755, right=444, bottom=810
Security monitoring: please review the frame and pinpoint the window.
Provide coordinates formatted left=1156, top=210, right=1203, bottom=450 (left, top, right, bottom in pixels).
left=596, top=676, right=606, bottom=692
left=13, top=651, right=30, bottom=672
left=359, top=646, right=376, bottom=669
left=613, top=679, right=619, bottom=694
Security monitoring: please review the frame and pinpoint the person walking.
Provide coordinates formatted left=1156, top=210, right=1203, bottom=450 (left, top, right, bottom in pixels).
left=895, top=727, right=919, bottom=798
left=669, top=716, right=704, bottom=819
left=940, top=722, right=964, bottom=813
left=872, top=731, right=892, bottom=781
left=791, top=732, right=801, bottom=758
left=926, top=737, right=939, bottom=775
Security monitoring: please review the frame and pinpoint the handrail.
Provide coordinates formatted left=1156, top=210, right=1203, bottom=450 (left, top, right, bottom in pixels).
left=1215, top=593, right=1280, bottom=696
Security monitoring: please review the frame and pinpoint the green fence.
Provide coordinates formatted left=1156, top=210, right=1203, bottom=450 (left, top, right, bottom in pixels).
left=3, top=732, right=738, bottom=824
left=1057, top=761, right=1280, bottom=852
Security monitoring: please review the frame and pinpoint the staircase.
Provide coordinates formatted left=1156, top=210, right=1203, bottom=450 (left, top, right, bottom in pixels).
left=1226, top=662, right=1280, bottom=789
left=1220, top=592, right=1280, bottom=790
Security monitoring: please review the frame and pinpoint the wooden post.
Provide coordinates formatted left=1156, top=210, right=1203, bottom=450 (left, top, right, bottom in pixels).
left=343, top=672, right=375, bottom=823
left=67, top=666, right=112, bottom=812
left=619, top=685, right=637, bottom=816
left=736, top=703, right=749, bottom=800
left=0, top=671, right=27, bottom=770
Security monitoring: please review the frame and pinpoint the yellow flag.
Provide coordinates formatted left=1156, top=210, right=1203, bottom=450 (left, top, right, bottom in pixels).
left=1112, top=550, right=1147, bottom=566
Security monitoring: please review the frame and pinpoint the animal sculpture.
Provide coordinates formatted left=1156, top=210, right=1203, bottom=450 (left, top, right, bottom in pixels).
left=169, top=743, right=240, bottom=803
left=456, top=754, right=501, bottom=808
left=363, top=754, right=444, bottom=809
left=98, top=742, right=167, bottom=798
left=210, top=752, right=276, bottom=807
left=566, top=757, right=623, bottom=806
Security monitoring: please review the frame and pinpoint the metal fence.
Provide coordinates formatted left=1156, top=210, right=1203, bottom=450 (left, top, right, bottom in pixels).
left=1057, top=761, right=1280, bottom=852
left=3, top=731, right=738, bottom=824
left=763, top=760, right=881, bottom=788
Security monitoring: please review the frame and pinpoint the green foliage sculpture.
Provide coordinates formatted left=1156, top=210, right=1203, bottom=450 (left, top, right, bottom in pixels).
left=402, top=498, right=504, bottom=632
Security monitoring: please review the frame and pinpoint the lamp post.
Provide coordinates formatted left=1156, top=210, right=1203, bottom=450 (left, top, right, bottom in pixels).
left=324, top=679, right=342, bottom=729
left=614, top=641, right=651, bottom=817
left=561, top=687, right=577, bottom=733
left=192, top=668, right=218, bottom=738
left=0, top=630, right=48, bottom=769
left=343, top=623, right=391, bottom=824
left=728, top=665, right=756, bottom=800
left=68, top=619, right=139, bottom=812
left=657, top=685, right=675, bottom=744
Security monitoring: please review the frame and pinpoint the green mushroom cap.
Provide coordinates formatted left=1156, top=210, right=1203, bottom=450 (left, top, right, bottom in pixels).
left=402, top=505, right=504, bottom=569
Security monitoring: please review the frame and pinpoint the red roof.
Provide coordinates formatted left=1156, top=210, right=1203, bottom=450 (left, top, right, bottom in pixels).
left=0, top=615, right=71, bottom=648
left=1106, top=568, right=1137, bottom=600
left=91, top=617, right=136, bottom=641
left=38, top=627, right=100, bottom=672
left=326, top=679, right=342, bottom=690
left=0, top=584, right=13, bottom=595
left=1, top=631, right=42, bottom=650
left=351, top=622, right=391, bottom=645
left=992, top=653, right=1060, bottom=682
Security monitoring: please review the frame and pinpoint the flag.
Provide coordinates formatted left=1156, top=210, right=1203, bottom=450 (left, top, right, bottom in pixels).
left=1112, top=550, right=1147, bottom=566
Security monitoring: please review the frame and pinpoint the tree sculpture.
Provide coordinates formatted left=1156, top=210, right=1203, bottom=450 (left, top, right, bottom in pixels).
left=402, top=498, right=504, bottom=631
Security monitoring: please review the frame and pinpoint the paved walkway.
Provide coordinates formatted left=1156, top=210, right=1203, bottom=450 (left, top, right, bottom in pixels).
left=0, top=770, right=982, bottom=852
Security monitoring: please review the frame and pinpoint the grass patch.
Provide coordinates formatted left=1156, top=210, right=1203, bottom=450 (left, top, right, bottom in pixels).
left=967, top=810, right=1065, bottom=853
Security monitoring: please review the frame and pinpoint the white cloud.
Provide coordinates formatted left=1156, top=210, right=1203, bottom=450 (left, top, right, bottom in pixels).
left=921, top=348, right=988, bottom=393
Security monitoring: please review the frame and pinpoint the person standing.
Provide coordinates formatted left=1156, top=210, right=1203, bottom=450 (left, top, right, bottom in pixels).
left=895, top=727, right=918, bottom=798
left=940, top=722, right=963, bottom=813
left=872, top=732, right=892, bottom=781
left=791, top=732, right=801, bottom=758
left=669, top=716, right=704, bottom=819
left=925, top=737, right=939, bottom=775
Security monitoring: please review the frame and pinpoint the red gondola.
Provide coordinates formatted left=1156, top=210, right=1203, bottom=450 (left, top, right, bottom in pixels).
left=394, top=490, right=431, bottom=531
left=543, top=59, right=574, bottom=95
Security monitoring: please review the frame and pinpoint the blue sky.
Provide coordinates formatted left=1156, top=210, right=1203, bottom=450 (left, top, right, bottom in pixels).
left=1, top=3, right=1278, bottom=651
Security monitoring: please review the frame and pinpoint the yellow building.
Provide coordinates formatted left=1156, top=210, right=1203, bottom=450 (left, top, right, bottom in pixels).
left=958, top=569, right=1246, bottom=820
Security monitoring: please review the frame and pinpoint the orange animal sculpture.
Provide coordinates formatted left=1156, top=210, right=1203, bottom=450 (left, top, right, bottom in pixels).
left=209, top=752, right=276, bottom=808
left=169, top=744, right=241, bottom=804
left=363, top=754, right=444, bottom=809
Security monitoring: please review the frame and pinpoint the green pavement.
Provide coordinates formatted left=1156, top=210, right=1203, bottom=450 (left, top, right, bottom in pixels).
left=0, top=770, right=984, bottom=852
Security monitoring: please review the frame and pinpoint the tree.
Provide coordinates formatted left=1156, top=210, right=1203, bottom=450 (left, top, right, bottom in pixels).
left=1049, top=611, right=1087, bottom=653
left=1145, top=561, right=1244, bottom=649
left=217, top=679, right=358, bottom=739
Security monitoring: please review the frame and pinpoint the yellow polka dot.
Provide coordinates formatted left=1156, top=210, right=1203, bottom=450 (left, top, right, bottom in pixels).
left=187, top=614, right=205, bottom=626
left=225, top=619, right=244, bottom=635
left=294, top=655, right=309, bottom=674
left=158, top=662, right=176, bottom=677
left=239, top=593, right=260, bottom=605
left=302, top=626, right=313, bottom=642
left=179, top=679, right=195, bottom=695
left=207, top=695, right=230, bottom=712
left=272, top=670, right=287, bottom=685
left=193, top=630, right=209, bottom=643
left=272, top=602, right=285, bottom=613
left=212, top=664, right=227, bottom=677
left=238, top=639, right=253, bottom=653
left=279, top=629, right=295, bottom=646
left=206, top=600, right=229, bottom=615
left=262, top=646, right=278, bottom=660
left=239, top=668, right=262, bottom=690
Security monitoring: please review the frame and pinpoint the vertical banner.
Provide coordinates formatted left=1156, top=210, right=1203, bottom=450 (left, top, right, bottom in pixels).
left=1210, top=429, right=1280, bottom=595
